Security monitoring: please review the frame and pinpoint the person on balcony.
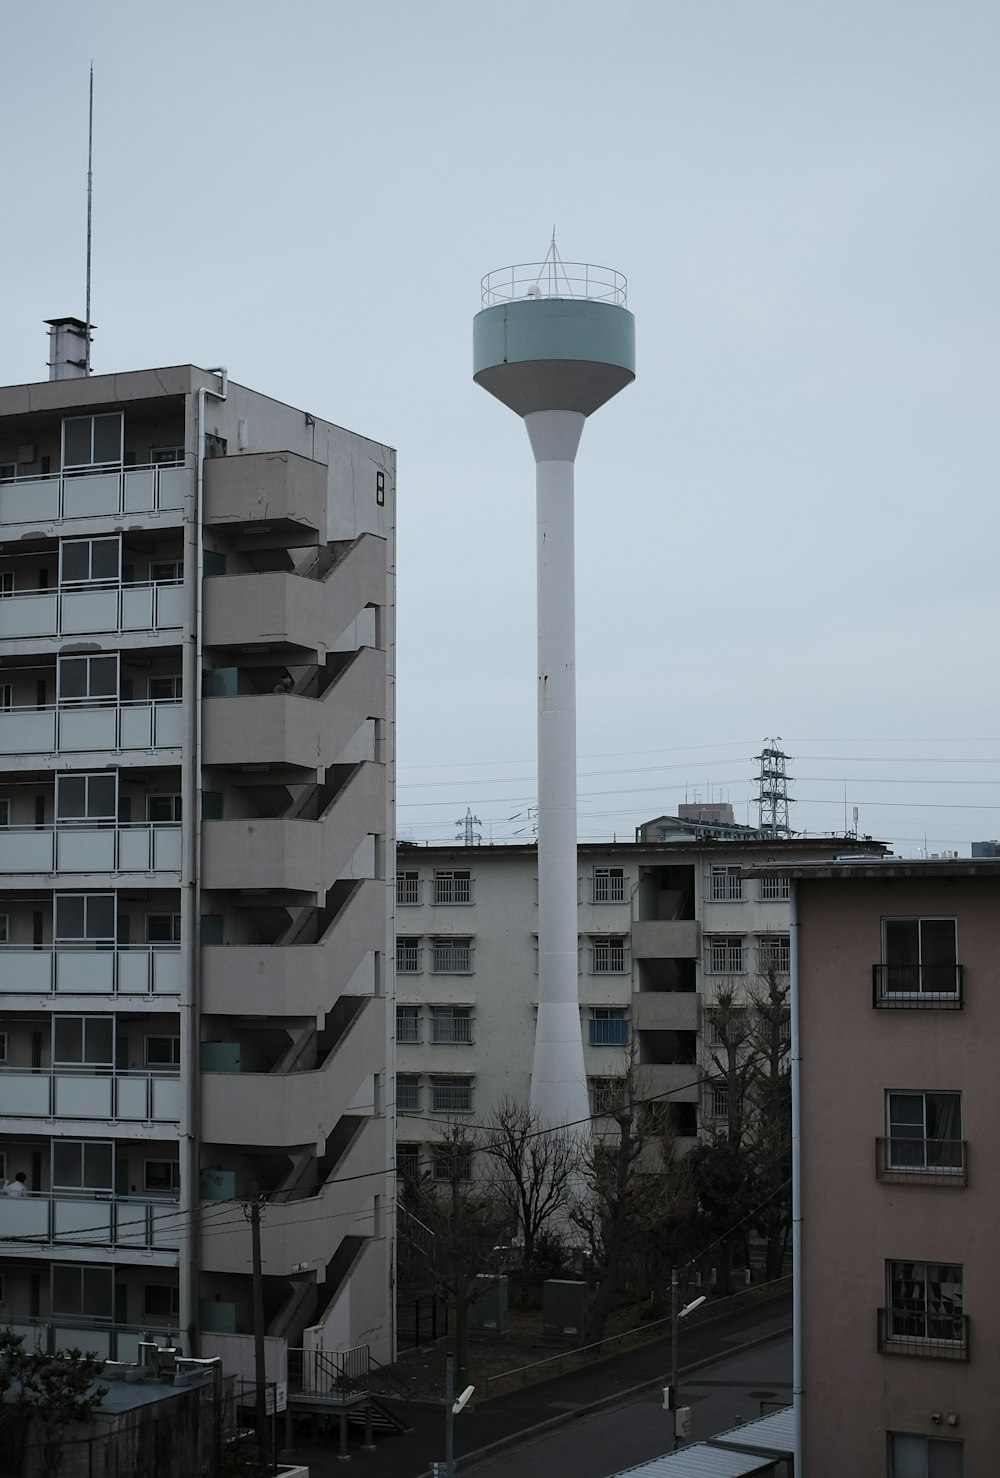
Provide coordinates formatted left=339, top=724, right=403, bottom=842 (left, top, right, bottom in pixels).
left=3, top=1172, right=28, bottom=1197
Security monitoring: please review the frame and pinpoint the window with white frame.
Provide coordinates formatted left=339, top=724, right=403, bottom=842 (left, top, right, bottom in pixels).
left=149, top=561, right=183, bottom=583
left=142, top=1284, right=181, bottom=1320
left=588, top=1008, right=628, bottom=1046
left=144, top=1160, right=181, bottom=1194
left=396, top=1006, right=421, bottom=1044
left=62, top=412, right=123, bottom=470
left=55, top=893, right=116, bottom=944
left=148, top=794, right=182, bottom=823
left=148, top=675, right=182, bottom=702
left=432, top=937, right=472, bottom=974
left=707, top=936, right=746, bottom=975
left=57, top=653, right=118, bottom=705
left=431, top=1076, right=473, bottom=1113
left=589, top=1077, right=625, bottom=1116
left=888, top=1432, right=963, bottom=1476
left=707, top=1006, right=748, bottom=1047
left=881, top=918, right=958, bottom=997
left=396, top=1075, right=421, bottom=1113
left=51, top=1263, right=113, bottom=1320
left=52, top=1140, right=114, bottom=1193
left=145, top=1036, right=181, bottom=1068
left=710, top=866, right=743, bottom=902
left=757, top=934, right=790, bottom=974
left=758, top=875, right=790, bottom=901
left=885, top=1260, right=964, bottom=1347
left=592, top=867, right=626, bottom=904
left=396, top=871, right=420, bottom=906
left=55, top=773, right=117, bottom=826
left=434, top=870, right=472, bottom=905
left=147, top=914, right=181, bottom=944
left=432, top=1145, right=473, bottom=1181
left=431, top=1007, right=473, bottom=1045
left=53, top=1016, right=113, bottom=1067
left=591, top=936, right=628, bottom=974
left=885, top=1092, right=963, bottom=1173
left=396, top=937, right=421, bottom=974
left=59, top=536, right=121, bottom=586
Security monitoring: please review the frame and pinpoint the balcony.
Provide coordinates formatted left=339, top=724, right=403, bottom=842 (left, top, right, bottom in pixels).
left=0, top=1070, right=181, bottom=1125
left=872, top=964, right=964, bottom=1009
left=0, top=945, right=182, bottom=997
left=631, top=921, right=700, bottom=959
left=203, top=449, right=325, bottom=543
left=635, top=992, right=700, bottom=1033
left=0, top=824, right=182, bottom=877
left=876, top=1137, right=967, bottom=1186
left=0, top=463, right=190, bottom=532
left=0, top=581, right=185, bottom=647
left=0, top=701, right=184, bottom=762
left=877, top=1307, right=969, bottom=1361
left=0, top=1192, right=179, bottom=1251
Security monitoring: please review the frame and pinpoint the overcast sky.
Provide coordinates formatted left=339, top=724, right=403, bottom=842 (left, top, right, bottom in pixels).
left=3, top=2, right=998, bottom=854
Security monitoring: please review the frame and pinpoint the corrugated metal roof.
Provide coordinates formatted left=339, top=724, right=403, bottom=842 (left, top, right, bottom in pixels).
left=709, top=1407, right=796, bottom=1455
left=611, top=1407, right=794, bottom=1478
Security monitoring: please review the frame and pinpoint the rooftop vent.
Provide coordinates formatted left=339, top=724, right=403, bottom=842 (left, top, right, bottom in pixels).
left=45, top=317, right=92, bottom=380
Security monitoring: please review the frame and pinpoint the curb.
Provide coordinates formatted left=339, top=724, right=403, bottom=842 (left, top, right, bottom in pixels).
left=411, top=1321, right=793, bottom=1477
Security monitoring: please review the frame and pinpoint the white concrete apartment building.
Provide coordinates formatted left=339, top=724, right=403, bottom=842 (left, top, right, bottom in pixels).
left=0, top=323, right=395, bottom=1369
left=394, top=821, right=885, bottom=1175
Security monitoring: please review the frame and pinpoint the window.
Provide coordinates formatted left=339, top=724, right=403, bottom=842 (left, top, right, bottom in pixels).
left=148, top=676, right=182, bottom=702
left=888, top=1433, right=963, bottom=1477
left=396, top=938, right=421, bottom=974
left=0, top=800, right=9, bottom=828
left=589, top=1008, right=628, bottom=1046
left=147, top=914, right=181, bottom=944
left=431, top=1007, right=472, bottom=1044
left=396, top=1144, right=421, bottom=1182
left=376, top=469, right=386, bottom=506
left=56, top=773, right=117, bottom=826
left=707, top=1007, right=748, bottom=1047
left=62, top=412, right=123, bottom=469
left=758, top=875, right=790, bottom=901
left=53, top=1016, right=114, bottom=1067
left=58, top=653, right=118, bottom=705
left=51, top=1263, right=113, bottom=1320
left=882, top=1261, right=966, bottom=1357
left=142, top=1284, right=180, bottom=1319
left=757, top=935, right=790, bottom=974
left=432, top=1145, right=472, bottom=1181
left=396, top=1006, right=421, bottom=1043
left=0, top=572, right=12, bottom=596
left=710, top=1082, right=729, bottom=1119
left=0, top=919, right=6, bottom=948
left=148, top=795, right=182, bottom=823
left=145, top=1036, right=181, bottom=1067
left=55, top=893, right=116, bottom=944
left=396, top=1075, right=421, bottom=1113
left=882, top=1092, right=964, bottom=1176
left=591, top=936, right=628, bottom=974
left=879, top=918, right=959, bottom=1000
left=59, top=536, right=121, bottom=586
left=0, top=1029, right=7, bottom=1061
left=149, top=561, right=183, bottom=583
left=144, top=1160, right=180, bottom=1194
left=396, top=871, right=420, bottom=906
left=589, top=1077, right=625, bottom=1116
left=707, top=936, right=745, bottom=974
left=592, top=867, right=626, bottom=904
left=432, top=938, right=472, bottom=974
left=151, top=448, right=185, bottom=467
left=431, top=1076, right=473, bottom=1113
left=0, top=683, right=11, bottom=711
left=434, top=870, right=472, bottom=905
left=711, top=866, right=743, bottom=902
left=52, top=1140, right=114, bottom=1193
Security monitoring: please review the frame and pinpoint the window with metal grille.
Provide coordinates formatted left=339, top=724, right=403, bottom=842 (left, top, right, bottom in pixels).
left=710, top=1082, right=729, bottom=1119
left=397, top=1075, right=421, bottom=1113
left=707, top=1007, right=748, bottom=1046
left=885, top=1260, right=964, bottom=1345
left=396, top=938, right=421, bottom=974
left=396, top=871, right=420, bottom=906
left=431, top=1076, right=473, bottom=1113
left=432, top=1007, right=472, bottom=1044
left=592, top=867, right=626, bottom=903
left=710, top=866, right=743, bottom=902
left=434, top=870, right=472, bottom=905
left=879, top=918, right=959, bottom=998
left=758, top=875, right=790, bottom=901
left=589, top=1009, right=628, bottom=1046
left=589, top=1077, right=625, bottom=1116
left=432, top=1145, right=472, bottom=1181
left=707, top=936, right=745, bottom=974
left=884, top=1092, right=963, bottom=1174
left=432, top=938, right=473, bottom=974
left=396, top=1144, right=421, bottom=1182
left=591, top=936, right=627, bottom=973
left=757, top=934, right=790, bottom=973
left=396, top=1006, right=421, bottom=1043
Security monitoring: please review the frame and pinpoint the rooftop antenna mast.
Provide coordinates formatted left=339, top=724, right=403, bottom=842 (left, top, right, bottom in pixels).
left=85, top=62, right=94, bottom=374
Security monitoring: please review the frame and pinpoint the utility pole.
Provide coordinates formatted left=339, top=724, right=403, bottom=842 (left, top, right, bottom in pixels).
left=248, top=1183, right=269, bottom=1471
left=445, top=1351, right=455, bottom=1478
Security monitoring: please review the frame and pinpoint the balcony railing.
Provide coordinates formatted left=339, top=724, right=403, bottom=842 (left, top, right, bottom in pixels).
left=395, top=1016, right=421, bottom=1043
left=590, top=944, right=629, bottom=974
left=876, top=1137, right=967, bottom=1185
left=4, top=1317, right=178, bottom=1363
left=0, top=579, right=184, bottom=643
left=0, top=700, right=183, bottom=758
left=0, top=463, right=190, bottom=528
left=0, top=945, right=182, bottom=997
left=396, top=1086, right=421, bottom=1113
left=431, top=1017, right=473, bottom=1045
left=591, top=876, right=626, bottom=904
left=0, top=1191, right=180, bottom=1251
left=0, top=823, right=182, bottom=876
left=589, top=1018, right=629, bottom=1046
left=877, top=1306, right=969, bottom=1361
left=873, top=964, right=964, bottom=1009
left=430, top=1083, right=473, bottom=1113
left=0, top=1068, right=181, bottom=1124
left=431, top=945, right=473, bottom=974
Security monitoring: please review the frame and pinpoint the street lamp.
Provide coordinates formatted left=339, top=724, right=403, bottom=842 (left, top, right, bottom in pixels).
left=668, top=1267, right=706, bottom=1448
left=433, top=1353, right=476, bottom=1478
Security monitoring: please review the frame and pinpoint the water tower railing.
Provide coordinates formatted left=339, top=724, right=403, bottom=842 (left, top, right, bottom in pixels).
left=481, top=261, right=627, bottom=308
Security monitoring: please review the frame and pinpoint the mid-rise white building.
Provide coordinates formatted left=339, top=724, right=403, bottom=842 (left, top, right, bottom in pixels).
left=0, top=323, right=395, bottom=1369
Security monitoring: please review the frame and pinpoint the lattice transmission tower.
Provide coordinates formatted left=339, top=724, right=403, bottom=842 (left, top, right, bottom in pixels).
left=755, top=738, right=794, bottom=837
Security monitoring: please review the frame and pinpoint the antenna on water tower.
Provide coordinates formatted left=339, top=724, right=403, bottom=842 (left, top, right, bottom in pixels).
left=473, top=239, right=635, bottom=1130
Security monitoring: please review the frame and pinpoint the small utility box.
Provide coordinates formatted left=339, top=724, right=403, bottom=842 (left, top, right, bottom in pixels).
left=543, top=1279, right=587, bottom=1337
left=468, top=1275, right=508, bottom=1332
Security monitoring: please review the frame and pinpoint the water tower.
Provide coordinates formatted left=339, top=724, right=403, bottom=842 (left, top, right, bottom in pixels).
left=473, top=240, right=635, bottom=1129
